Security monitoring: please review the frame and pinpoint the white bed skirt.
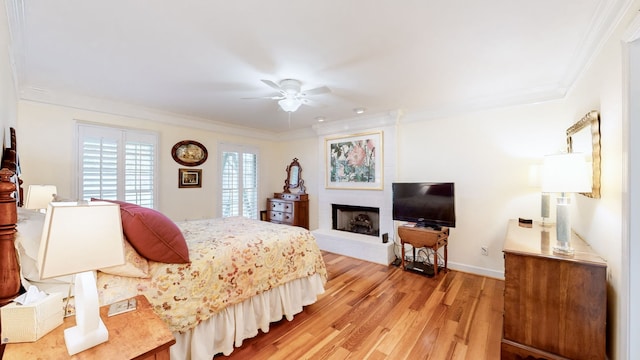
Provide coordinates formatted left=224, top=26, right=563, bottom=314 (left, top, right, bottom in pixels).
left=170, top=273, right=325, bottom=360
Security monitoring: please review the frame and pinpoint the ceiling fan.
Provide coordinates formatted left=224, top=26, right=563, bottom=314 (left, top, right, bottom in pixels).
left=246, top=79, right=331, bottom=112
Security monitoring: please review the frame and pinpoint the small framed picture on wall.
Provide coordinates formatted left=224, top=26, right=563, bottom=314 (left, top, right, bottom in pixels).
left=179, top=168, right=202, bottom=188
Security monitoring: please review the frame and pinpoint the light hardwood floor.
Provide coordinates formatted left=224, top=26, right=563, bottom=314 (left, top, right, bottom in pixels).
left=218, top=251, right=504, bottom=360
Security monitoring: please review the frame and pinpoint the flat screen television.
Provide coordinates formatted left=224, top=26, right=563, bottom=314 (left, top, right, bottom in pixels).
left=392, top=182, right=456, bottom=229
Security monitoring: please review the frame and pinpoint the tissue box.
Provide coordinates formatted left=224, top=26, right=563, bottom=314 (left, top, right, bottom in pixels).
left=1, top=292, right=64, bottom=343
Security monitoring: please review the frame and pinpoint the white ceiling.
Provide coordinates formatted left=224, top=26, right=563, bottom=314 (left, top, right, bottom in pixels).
left=5, top=0, right=630, bottom=133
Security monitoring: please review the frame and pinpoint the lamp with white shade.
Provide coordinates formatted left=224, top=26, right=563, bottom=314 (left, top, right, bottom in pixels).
left=37, top=201, right=125, bottom=355
left=23, top=184, right=57, bottom=212
left=541, top=153, right=592, bottom=254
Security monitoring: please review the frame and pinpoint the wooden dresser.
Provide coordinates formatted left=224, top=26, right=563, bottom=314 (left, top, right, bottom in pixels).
left=501, top=219, right=607, bottom=360
left=267, top=192, right=309, bottom=229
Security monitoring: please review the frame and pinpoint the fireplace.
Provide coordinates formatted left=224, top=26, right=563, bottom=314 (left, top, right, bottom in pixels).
left=332, top=204, right=380, bottom=237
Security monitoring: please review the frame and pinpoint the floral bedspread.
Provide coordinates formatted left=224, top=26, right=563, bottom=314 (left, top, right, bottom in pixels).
left=97, top=217, right=327, bottom=333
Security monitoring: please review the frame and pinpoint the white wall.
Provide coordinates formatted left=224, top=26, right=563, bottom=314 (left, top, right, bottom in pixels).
left=561, top=2, right=640, bottom=358
left=396, top=102, right=571, bottom=277
left=16, top=100, right=281, bottom=222
left=289, top=100, right=573, bottom=277
left=0, top=3, right=17, bottom=143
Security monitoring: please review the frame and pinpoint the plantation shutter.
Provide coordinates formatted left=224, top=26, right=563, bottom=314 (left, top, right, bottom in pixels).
left=242, top=153, right=258, bottom=219
left=220, top=144, right=258, bottom=219
left=125, top=140, right=155, bottom=207
left=221, top=151, right=239, bottom=217
left=77, top=124, right=157, bottom=208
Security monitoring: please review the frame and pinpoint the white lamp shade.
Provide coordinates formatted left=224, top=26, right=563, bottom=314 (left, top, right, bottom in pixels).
left=541, top=153, right=592, bottom=193
left=24, top=185, right=58, bottom=210
left=278, top=98, right=302, bottom=112
left=37, top=201, right=125, bottom=279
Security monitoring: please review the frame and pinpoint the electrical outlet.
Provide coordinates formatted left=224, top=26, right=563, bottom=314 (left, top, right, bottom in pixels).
left=481, top=246, right=488, bottom=256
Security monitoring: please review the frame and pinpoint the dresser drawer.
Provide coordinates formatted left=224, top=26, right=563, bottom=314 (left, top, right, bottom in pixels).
left=279, top=193, right=300, bottom=201
left=273, top=192, right=308, bottom=201
left=269, top=200, right=293, bottom=213
left=268, top=211, right=293, bottom=224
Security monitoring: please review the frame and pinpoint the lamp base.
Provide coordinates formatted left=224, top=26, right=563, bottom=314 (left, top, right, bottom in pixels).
left=554, top=196, right=574, bottom=255
left=63, top=271, right=109, bottom=355
left=63, top=319, right=108, bottom=355
left=553, top=243, right=575, bottom=255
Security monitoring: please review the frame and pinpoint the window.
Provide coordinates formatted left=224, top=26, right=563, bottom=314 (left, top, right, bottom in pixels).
left=219, top=143, right=258, bottom=219
left=76, top=123, right=158, bottom=208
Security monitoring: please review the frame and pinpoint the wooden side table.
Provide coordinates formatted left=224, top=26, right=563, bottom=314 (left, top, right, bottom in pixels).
left=397, top=225, right=449, bottom=276
left=3, top=295, right=175, bottom=360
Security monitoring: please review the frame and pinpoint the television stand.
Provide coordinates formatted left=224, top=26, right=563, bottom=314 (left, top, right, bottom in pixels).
left=398, top=225, right=449, bottom=277
left=415, top=218, right=441, bottom=230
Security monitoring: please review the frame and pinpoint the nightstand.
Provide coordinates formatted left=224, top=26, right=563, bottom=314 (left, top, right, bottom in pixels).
left=3, top=295, right=175, bottom=359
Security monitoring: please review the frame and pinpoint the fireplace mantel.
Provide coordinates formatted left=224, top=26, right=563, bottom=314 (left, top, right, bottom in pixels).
left=313, top=120, right=398, bottom=265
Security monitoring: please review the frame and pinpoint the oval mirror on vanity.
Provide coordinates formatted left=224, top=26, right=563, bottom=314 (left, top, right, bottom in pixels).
left=266, top=158, right=309, bottom=229
left=283, top=158, right=306, bottom=194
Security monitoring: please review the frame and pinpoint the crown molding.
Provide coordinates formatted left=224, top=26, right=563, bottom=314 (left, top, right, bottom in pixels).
left=312, top=110, right=400, bottom=136
left=401, top=86, right=564, bottom=123
left=562, top=0, right=634, bottom=94
left=20, top=87, right=280, bottom=140
left=20, top=86, right=401, bottom=141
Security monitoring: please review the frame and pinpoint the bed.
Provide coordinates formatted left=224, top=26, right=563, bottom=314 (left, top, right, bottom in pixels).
left=0, top=128, right=327, bottom=360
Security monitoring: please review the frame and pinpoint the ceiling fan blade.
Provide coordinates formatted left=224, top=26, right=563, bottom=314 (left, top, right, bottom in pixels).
left=241, top=94, right=284, bottom=100
left=261, top=79, right=283, bottom=91
left=301, top=86, right=331, bottom=96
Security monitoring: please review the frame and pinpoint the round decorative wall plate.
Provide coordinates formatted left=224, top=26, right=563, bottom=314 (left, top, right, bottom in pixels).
left=171, top=140, right=208, bottom=166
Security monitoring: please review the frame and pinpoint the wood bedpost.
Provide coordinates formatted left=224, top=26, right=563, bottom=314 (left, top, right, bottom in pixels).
left=0, top=167, right=20, bottom=307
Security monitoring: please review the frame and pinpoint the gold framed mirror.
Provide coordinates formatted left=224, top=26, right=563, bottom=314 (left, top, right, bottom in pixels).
left=283, top=158, right=306, bottom=194
left=566, top=110, right=601, bottom=198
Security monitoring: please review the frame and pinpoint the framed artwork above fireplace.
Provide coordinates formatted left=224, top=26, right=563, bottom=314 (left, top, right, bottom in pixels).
left=325, top=131, right=383, bottom=190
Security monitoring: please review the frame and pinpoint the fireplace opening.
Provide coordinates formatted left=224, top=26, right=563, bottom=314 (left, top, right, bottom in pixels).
left=332, top=204, right=380, bottom=237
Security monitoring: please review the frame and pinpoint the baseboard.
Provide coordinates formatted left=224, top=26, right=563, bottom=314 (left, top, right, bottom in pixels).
left=448, top=261, right=504, bottom=280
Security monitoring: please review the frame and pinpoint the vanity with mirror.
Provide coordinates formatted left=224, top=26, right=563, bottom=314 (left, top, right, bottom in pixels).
left=267, top=158, right=309, bottom=229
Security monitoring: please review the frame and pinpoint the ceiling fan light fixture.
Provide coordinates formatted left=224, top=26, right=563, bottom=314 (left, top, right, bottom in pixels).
left=354, top=107, right=366, bottom=114
left=279, top=79, right=302, bottom=95
left=278, top=98, right=302, bottom=112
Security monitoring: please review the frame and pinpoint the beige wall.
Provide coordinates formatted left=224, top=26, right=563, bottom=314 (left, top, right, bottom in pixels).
left=271, top=136, right=320, bottom=230
left=17, top=100, right=282, bottom=221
